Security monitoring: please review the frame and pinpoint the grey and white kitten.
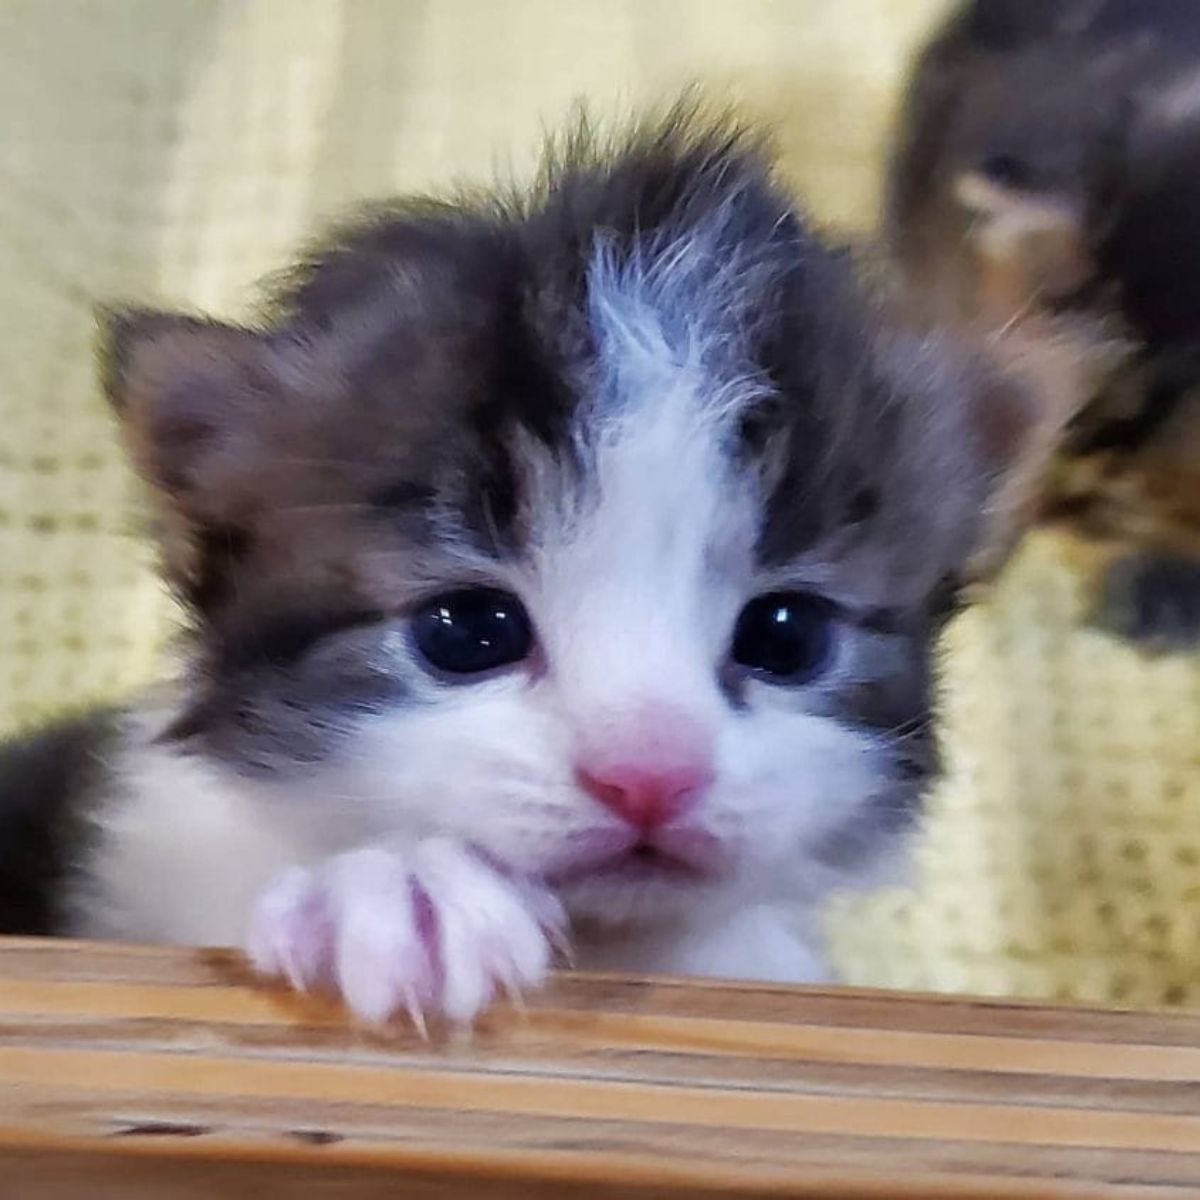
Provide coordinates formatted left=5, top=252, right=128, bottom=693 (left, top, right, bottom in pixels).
left=0, top=111, right=1046, bottom=1025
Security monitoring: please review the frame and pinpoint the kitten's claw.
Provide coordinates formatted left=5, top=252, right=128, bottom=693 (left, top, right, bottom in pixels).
left=248, top=864, right=332, bottom=992
left=246, top=839, right=566, bottom=1028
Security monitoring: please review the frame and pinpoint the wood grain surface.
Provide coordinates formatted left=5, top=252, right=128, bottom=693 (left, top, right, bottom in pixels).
left=2, top=937, right=1200, bottom=1197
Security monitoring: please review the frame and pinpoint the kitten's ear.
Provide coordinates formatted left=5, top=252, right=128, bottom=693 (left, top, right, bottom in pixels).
left=953, top=170, right=1091, bottom=323
left=961, top=312, right=1123, bottom=584
left=99, top=306, right=278, bottom=518
left=98, top=306, right=281, bottom=584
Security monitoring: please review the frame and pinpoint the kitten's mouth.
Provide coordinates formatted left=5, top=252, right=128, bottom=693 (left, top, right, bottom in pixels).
left=548, top=837, right=717, bottom=887
left=623, top=841, right=702, bottom=874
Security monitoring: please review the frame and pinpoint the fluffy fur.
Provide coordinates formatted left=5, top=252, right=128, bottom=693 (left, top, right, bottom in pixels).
left=1, top=107, right=1041, bottom=1025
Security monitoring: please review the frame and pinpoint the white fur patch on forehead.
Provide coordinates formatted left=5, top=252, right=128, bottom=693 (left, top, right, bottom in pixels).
left=584, top=209, right=778, bottom=426
left=576, top=222, right=768, bottom=556
left=573, top=211, right=776, bottom=503
left=515, top=227, right=772, bottom=718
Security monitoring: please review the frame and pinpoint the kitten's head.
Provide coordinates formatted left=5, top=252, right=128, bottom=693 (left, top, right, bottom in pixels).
left=887, top=0, right=1200, bottom=330
left=101, top=109, right=1041, bottom=929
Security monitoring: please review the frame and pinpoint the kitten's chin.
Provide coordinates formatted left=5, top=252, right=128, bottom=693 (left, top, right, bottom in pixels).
left=557, top=858, right=736, bottom=930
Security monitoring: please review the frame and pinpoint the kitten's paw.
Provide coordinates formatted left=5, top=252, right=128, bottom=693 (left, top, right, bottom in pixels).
left=1092, top=550, right=1200, bottom=653
left=246, top=839, right=565, bottom=1027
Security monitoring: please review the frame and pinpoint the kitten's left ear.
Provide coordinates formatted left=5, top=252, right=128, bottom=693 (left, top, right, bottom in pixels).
left=98, top=305, right=283, bottom=587
left=99, top=306, right=280, bottom=514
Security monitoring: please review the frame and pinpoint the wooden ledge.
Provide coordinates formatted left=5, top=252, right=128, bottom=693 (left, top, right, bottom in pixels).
left=2, top=938, right=1200, bottom=1197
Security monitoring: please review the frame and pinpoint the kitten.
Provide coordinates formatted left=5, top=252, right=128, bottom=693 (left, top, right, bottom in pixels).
left=888, top=0, right=1200, bottom=650
left=0, top=110, right=1049, bottom=1026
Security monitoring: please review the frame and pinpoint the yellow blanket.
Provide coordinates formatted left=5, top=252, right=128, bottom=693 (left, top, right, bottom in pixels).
left=6, top=0, right=1195, bottom=1005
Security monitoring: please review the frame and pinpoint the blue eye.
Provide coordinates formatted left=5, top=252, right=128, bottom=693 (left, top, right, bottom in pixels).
left=412, top=588, right=533, bottom=676
left=731, top=591, right=836, bottom=683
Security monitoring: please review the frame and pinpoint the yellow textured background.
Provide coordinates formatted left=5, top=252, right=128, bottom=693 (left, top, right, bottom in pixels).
left=4, top=0, right=1198, bottom=1006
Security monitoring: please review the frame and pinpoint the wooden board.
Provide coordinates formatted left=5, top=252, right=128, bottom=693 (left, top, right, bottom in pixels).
left=2, top=937, right=1200, bottom=1197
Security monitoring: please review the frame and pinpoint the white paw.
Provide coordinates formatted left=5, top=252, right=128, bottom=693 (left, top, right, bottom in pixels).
left=246, top=839, right=566, bottom=1027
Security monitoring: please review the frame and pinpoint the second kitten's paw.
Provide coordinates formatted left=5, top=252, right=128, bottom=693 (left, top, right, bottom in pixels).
left=246, top=839, right=565, bottom=1027
left=1092, top=550, right=1200, bottom=653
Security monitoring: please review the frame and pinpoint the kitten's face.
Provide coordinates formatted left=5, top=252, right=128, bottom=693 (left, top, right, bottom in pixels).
left=105, top=119, right=1016, bottom=930
left=293, top=416, right=917, bottom=930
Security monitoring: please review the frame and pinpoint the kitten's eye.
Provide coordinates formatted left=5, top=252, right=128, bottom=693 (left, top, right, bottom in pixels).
left=978, top=153, right=1031, bottom=191
left=412, top=588, right=533, bottom=676
left=731, top=591, right=836, bottom=683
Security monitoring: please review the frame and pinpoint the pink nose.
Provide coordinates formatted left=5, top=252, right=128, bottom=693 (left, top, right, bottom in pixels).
left=575, top=710, right=715, bottom=830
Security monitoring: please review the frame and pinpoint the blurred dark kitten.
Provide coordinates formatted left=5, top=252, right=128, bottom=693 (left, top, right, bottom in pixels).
left=889, top=0, right=1200, bottom=650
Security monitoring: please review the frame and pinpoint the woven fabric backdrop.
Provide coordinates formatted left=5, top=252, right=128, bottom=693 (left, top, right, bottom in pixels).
left=4, top=0, right=1199, bottom=1006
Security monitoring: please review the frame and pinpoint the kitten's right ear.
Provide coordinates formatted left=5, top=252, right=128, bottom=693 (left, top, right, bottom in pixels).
left=97, top=306, right=281, bottom=587
left=953, top=169, right=1091, bottom=322
left=960, top=310, right=1125, bottom=585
